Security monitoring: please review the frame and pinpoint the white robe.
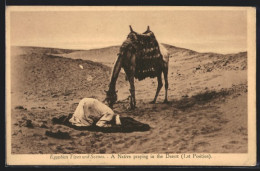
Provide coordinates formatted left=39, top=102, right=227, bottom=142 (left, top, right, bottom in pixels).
left=69, top=98, right=121, bottom=127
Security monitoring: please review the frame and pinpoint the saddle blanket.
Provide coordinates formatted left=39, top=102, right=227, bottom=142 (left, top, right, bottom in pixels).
left=119, top=31, right=168, bottom=80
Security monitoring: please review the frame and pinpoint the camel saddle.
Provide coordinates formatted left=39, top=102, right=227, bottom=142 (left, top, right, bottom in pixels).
left=120, top=31, right=163, bottom=81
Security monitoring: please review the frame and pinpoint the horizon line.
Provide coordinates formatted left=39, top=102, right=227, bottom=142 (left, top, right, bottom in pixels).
left=10, top=43, right=247, bottom=55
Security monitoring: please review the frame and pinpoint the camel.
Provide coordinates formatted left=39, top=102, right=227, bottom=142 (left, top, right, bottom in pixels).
left=105, top=26, right=169, bottom=109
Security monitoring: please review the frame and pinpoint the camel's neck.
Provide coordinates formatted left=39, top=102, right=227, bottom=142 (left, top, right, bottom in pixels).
left=108, top=56, right=122, bottom=92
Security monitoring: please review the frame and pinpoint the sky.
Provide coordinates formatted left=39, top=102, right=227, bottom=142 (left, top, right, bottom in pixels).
left=9, top=8, right=247, bottom=53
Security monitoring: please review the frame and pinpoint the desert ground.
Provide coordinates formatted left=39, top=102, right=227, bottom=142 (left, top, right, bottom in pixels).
left=10, top=44, right=248, bottom=154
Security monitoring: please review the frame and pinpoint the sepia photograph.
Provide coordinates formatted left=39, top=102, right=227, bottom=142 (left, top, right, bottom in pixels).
left=6, top=6, right=256, bottom=166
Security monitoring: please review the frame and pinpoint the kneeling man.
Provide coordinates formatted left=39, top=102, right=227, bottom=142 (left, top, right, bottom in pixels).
left=69, top=98, right=121, bottom=127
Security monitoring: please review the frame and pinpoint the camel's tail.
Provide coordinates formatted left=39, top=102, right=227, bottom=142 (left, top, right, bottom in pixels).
left=158, top=43, right=170, bottom=63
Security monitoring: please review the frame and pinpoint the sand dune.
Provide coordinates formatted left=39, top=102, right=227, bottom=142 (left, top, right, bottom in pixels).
left=10, top=45, right=247, bottom=154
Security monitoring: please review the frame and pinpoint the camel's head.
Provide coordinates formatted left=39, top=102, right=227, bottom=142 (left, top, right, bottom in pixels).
left=104, top=90, right=118, bottom=108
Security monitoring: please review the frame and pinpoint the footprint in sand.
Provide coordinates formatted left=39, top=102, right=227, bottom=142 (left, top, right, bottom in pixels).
left=65, top=146, right=75, bottom=150
left=75, top=132, right=88, bottom=137
left=114, top=139, right=125, bottom=145
left=179, top=146, right=187, bottom=151
left=222, top=144, right=234, bottom=149
left=173, top=140, right=181, bottom=146
left=193, top=141, right=211, bottom=151
left=229, top=140, right=239, bottom=144
left=106, top=143, right=112, bottom=148
left=99, top=148, right=106, bottom=153
left=55, top=145, right=63, bottom=152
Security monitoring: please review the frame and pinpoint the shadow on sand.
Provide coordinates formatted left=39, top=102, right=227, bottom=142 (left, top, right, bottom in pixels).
left=168, top=89, right=230, bottom=111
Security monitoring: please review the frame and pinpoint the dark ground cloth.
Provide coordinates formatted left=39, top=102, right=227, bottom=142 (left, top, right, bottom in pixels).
left=119, top=31, right=163, bottom=81
left=51, top=114, right=150, bottom=134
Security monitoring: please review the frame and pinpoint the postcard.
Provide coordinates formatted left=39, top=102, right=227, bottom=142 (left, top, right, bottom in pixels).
left=6, top=6, right=256, bottom=166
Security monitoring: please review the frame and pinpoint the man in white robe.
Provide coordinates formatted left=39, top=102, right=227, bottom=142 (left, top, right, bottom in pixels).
left=69, top=98, right=121, bottom=127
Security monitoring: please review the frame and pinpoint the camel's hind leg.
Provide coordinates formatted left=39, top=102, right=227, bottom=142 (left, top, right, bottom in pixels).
left=163, top=64, right=169, bottom=103
left=129, top=75, right=136, bottom=109
left=151, top=72, right=163, bottom=104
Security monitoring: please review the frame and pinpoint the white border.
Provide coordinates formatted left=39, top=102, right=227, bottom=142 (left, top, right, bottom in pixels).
left=5, top=6, right=256, bottom=166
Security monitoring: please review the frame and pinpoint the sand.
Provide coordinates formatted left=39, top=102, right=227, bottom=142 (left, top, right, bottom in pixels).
left=10, top=45, right=247, bottom=154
